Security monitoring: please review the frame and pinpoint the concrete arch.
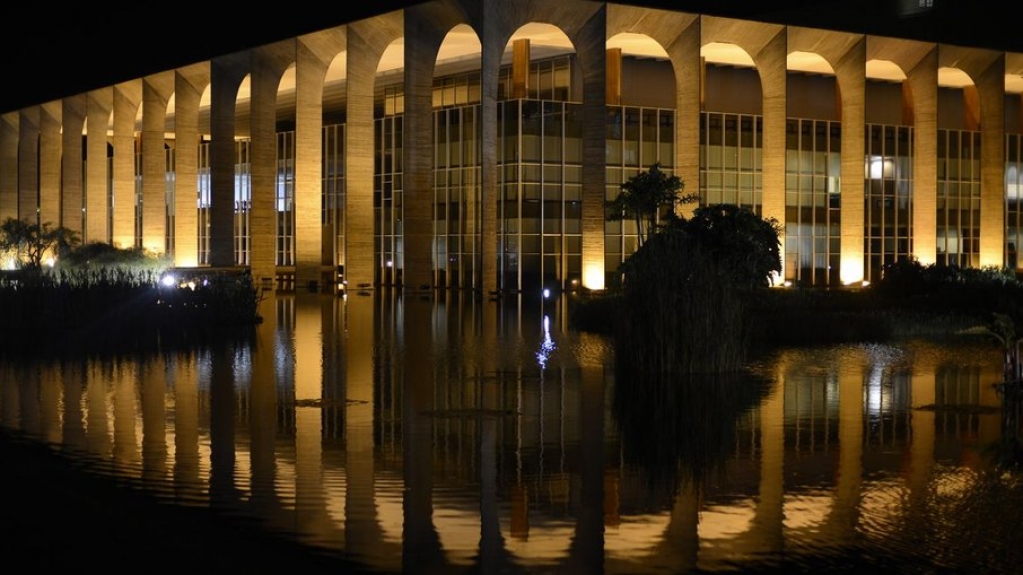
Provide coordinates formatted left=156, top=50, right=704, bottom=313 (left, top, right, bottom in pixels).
left=940, top=45, right=1005, bottom=267
left=295, top=27, right=347, bottom=287
left=111, top=80, right=141, bottom=249
left=702, top=15, right=788, bottom=283
left=141, top=71, right=175, bottom=255
left=85, top=88, right=113, bottom=244
left=172, top=62, right=210, bottom=267
left=344, top=9, right=403, bottom=290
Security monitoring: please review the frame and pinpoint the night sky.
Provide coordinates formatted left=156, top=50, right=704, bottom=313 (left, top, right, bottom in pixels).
left=0, top=1, right=1014, bottom=115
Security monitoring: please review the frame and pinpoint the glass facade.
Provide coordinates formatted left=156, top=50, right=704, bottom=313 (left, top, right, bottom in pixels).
left=936, top=129, right=981, bottom=268
left=785, top=118, right=842, bottom=287
left=100, top=42, right=1023, bottom=294
left=1005, top=133, right=1023, bottom=269
left=605, top=106, right=676, bottom=280
left=864, top=124, right=913, bottom=282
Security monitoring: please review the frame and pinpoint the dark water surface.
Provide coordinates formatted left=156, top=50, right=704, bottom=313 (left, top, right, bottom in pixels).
left=2, top=291, right=1022, bottom=574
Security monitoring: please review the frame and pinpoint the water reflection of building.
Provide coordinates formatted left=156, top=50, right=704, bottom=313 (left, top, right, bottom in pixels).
left=0, top=293, right=1011, bottom=572
left=4, top=1, right=1023, bottom=293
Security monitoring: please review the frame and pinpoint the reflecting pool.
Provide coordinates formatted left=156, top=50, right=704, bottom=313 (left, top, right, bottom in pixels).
left=2, top=291, right=1022, bottom=574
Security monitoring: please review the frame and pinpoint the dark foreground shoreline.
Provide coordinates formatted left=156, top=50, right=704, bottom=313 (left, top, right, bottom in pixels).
left=0, top=427, right=375, bottom=573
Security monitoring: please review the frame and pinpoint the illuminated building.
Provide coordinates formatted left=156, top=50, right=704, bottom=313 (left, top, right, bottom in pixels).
left=1, top=0, right=1021, bottom=292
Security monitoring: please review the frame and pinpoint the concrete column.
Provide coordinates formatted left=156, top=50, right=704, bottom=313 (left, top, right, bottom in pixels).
left=908, top=48, right=938, bottom=265
left=404, top=11, right=442, bottom=293
left=86, top=89, right=113, bottom=244
left=479, top=7, right=504, bottom=295
left=142, top=73, right=174, bottom=255
left=976, top=54, right=1006, bottom=267
left=38, top=102, right=62, bottom=228
left=173, top=64, right=210, bottom=267
left=575, top=5, right=607, bottom=296
left=62, top=95, right=87, bottom=235
left=296, top=30, right=345, bottom=289
left=345, top=13, right=403, bottom=293
left=669, top=18, right=701, bottom=224
left=18, top=107, right=40, bottom=223
left=112, top=81, right=141, bottom=249
left=0, top=113, right=17, bottom=222
left=250, top=44, right=294, bottom=288
left=836, top=38, right=867, bottom=285
left=754, top=30, right=788, bottom=282
left=209, top=54, right=248, bottom=267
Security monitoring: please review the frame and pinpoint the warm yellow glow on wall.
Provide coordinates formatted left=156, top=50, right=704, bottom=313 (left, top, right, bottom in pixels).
left=840, top=256, right=864, bottom=286
left=980, top=249, right=1002, bottom=269
left=583, top=262, right=604, bottom=291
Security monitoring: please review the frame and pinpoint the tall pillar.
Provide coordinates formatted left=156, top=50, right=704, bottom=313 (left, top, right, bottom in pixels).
left=250, top=44, right=294, bottom=288
left=512, top=39, right=530, bottom=99
left=403, top=11, right=441, bottom=293
left=112, top=81, right=142, bottom=249
left=173, top=64, right=210, bottom=267
left=296, top=30, right=345, bottom=290
left=977, top=53, right=1006, bottom=267
left=39, top=102, right=62, bottom=229
left=86, top=88, right=113, bottom=244
left=209, top=54, right=248, bottom=268
left=578, top=6, right=608, bottom=296
left=479, top=7, right=503, bottom=296
left=141, top=72, right=174, bottom=255
left=753, top=28, right=788, bottom=283
left=836, top=37, right=867, bottom=285
left=909, top=48, right=938, bottom=265
left=0, top=113, right=18, bottom=222
left=345, top=12, right=402, bottom=292
left=669, top=18, right=701, bottom=223
left=18, top=107, right=40, bottom=223
left=62, top=95, right=87, bottom=235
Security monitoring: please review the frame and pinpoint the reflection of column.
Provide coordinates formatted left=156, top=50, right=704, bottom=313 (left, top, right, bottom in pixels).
left=346, top=295, right=388, bottom=565
left=62, top=361, right=87, bottom=452
left=662, top=479, right=700, bottom=571
left=908, top=370, right=934, bottom=497
left=294, top=293, right=329, bottom=537
left=480, top=415, right=503, bottom=572
left=112, top=363, right=140, bottom=470
left=39, top=363, right=62, bottom=445
left=402, top=297, right=444, bottom=572
left=85, top=363, right=112, bottom=459
left=830, top=353, right=864, bottom=541
left=567, top=364, right=604, bottom=574
left=141, top=357, right=168, bottom=484
left=209, top=340, right=239, bottom=508
left=0, top=363, right=19, bottom=429
left=173, top=350, right=202, bottom=503
left=249, top=293, right=279, bottom=516
left=750, top=379, right=784, bottom=551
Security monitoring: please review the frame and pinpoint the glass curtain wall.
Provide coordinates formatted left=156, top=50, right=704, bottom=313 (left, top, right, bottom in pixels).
left=1005, top=133, right=1023, bottom=270
left=198, top=141, right=211, bottom=265
left=699, top=112, right=763, bottom=213
left=234, top=140, right=252, bottom=266
left=276, top=131, right=296, bottom=267
left=165, top=148, right=175, bottom=256
left=434, top=105, right=481, bottom=289
left=604, top=106, right=676, bottom=283
left=374, top=111, right=403, bottom=286
left=785, top=118, right=842, bottom=287
left=864, top=124, right=913, bottom=283
left=323, top=124, right=345, bottom=280
left=936, top=129, right=980, bottom=268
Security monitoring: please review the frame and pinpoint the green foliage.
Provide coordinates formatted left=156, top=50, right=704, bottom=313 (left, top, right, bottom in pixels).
left=614, top=203, right=782, bottom=374
left=605, top=163, right=698, bottom=247
left=58, top=241, right=171, bottom=274
left=0, top=217, right=80, bottom=270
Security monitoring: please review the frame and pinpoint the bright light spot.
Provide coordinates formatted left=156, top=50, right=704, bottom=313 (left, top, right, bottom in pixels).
left=542, top=288, right=551, bottom=299
left=45, top=257, right=55, bottom=268
left=583, top=264, right=605, bottom=290
left=536, top=314, right=556, bottom=369
left=161, top=274, right=177, bottom=287
left=386, top=260, right=393, bottom=268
